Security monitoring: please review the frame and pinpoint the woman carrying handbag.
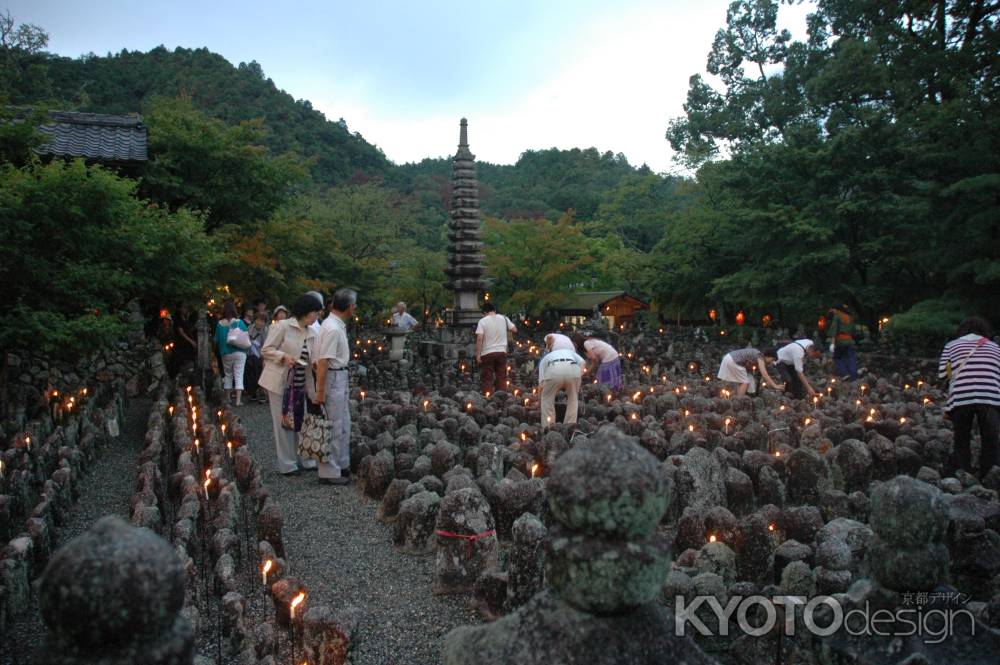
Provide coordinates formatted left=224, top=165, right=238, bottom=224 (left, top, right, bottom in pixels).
left=259, top=293, right=325, bottom=476
left=215, top=301, right=250, bottom=406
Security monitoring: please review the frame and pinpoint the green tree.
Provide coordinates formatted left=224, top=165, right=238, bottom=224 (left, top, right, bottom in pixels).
left=0, top=159, right=221, bottom=355
left=664, top=0, right=1000, bottom=332
left=484, top=213, right=593, bottom=313
left=140, top=96, right=308, bottom=231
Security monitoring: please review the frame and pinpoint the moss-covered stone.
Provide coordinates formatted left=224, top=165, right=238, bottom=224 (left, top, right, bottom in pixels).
left=546, top=426, right=667, bottom=540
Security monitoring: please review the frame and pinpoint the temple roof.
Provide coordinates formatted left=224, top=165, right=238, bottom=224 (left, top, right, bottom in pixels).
left=35, top=111, right=148, bottom=162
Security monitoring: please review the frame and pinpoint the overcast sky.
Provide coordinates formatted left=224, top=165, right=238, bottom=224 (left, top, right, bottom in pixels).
left=7, top=0, right=811, bottom=172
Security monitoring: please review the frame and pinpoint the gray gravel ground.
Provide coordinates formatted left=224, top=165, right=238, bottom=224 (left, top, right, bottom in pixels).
left=237, top=400, right=481, bottom=665
left=2, top=398, right=151, bottom=665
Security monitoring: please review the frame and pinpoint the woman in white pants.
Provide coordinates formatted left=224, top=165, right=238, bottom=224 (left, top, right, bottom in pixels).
left=717, top=347, right=783, bottom=396
left=258, top=294, right=324, bottom=476
left=539, top=348, right=586, bottom=428
left=214, top=301, right=249, bottom=405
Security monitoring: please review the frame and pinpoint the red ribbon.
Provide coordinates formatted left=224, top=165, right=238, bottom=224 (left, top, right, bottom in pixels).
left=435, top=529, right=497, bottom=558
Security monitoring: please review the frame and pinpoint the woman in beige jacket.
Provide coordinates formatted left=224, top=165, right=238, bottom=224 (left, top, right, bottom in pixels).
left=260, top=293, right=325, bottom=475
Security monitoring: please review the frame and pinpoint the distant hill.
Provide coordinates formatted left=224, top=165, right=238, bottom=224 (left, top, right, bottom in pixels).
left=393, top=147, right=651, bottom=221
left=7, top=46, right=392, bottom=185
left=9, top=45, right=653, bottom=218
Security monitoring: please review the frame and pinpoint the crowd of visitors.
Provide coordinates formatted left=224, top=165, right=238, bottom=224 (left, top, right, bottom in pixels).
left=155, top=295, right=999, bottom=484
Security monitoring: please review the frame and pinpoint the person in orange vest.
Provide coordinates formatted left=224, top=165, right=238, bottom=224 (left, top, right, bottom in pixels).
left=828, top=304, right=857, bottom=380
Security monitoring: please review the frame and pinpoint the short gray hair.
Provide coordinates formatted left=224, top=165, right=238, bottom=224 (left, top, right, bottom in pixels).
left=331, top=288, right=357, bottom=312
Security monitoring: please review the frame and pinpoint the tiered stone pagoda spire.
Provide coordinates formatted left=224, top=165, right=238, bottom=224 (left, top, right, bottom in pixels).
left=445, top=118, right=487, bottom=325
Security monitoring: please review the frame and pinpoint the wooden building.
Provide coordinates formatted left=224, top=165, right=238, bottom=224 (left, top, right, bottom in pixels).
left=554, top=291, right=650, bottom=329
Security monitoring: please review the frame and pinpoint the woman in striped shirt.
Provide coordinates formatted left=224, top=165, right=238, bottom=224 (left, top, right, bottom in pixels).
left=938, top=317, right=1000, bottom=476
left=718, top=347, right=784, bottom=396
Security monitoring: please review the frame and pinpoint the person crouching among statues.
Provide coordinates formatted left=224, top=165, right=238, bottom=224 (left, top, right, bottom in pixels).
left=259, top=293, right=324, bottom=476
left=717, top=347, right=784, bottom=396
left=539, top=345, right=585, bottom=429
left=775, top=338, right=822, bottom=399
left=313, top=288, right=357, bottom=486
left=572, top=334, right=623, bottom=394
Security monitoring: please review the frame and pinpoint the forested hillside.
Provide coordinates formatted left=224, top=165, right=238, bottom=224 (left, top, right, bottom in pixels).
left=5, top=46, right=392, bottom=185
left=2, top=0, right=997, bottom=355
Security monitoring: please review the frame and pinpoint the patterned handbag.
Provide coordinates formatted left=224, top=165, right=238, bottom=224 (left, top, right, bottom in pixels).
left=281, top=369, right=304, bottom=431
left=298, top=402, right=333, bottom=463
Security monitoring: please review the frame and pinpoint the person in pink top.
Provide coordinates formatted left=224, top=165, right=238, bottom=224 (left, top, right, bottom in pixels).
left=572, top=333, right=623, bottom=393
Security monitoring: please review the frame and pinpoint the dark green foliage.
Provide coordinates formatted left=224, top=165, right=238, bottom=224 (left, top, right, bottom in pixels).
left=141, top=97, right=308, bottom=231
left=0, top=159, right=221, bottom=356
left=662, top=0, right=1000, bottom=334
left=4, top=46, right=391, bottom=186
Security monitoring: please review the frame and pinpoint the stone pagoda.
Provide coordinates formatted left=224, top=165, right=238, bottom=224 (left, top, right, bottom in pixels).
left=444, top=118, right=487, bottom=327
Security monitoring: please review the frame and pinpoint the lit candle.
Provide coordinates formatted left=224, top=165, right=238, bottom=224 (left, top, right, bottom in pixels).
left=423, top=400, right=430, bottom=411
left=688, top=424, right=694, bottom=432
left=262, top=559, right=273, bottom=586
left=708, top=534, right=717, bottom=543
left=290, top=591, right=306, bottom=621
left=530, top=463, right=540, bottom=477
left=724, top=417, right=731, bottom=435
left=768, top=523, right=775, bottom=532
left=168, top=405, right=174, bottom=416
left=227, top=441, right=233, bottom=457
left=204, top=477, right=211, bottom=500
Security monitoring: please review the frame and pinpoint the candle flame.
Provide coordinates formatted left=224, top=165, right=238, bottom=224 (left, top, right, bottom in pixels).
left=263, top=559, right=273, bottom=575
left=708, top=534, right=717, bottom=543
left=804, top=418, right=812, bottom=426
left=530, top=463, right=540, bottom=477
left=775, top=450, right=782, bottom=457
left=688, top=424, right=694, bottom=432
left=899, top=417, right=906, bottom=424
left=290, top=591, right=306, bottom=616
left=768, top=523, right=776, bottom=532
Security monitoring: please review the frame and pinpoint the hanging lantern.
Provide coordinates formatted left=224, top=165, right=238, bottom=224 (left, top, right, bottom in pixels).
left=735, top=310, right=746, bottom=326
left=761, top=314, right=772, bottom=327
left=818, top=316, right=827, bottom=331
left=708, top=309, right=717, bottom=322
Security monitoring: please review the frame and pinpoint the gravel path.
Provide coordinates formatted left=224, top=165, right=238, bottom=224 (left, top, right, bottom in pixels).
left=238, top=401, right=480, bottom=665
left=2, top=397, right=151, bottom=665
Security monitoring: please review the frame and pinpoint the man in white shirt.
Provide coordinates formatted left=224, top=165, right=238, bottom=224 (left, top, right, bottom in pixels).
left=391, top=301, right=419, bottom=331
left=475, top=302, right=517, bottom=395
left=539, top=347, right=585, bottom=428
left=775, top=339, right=821, bottom=399
left=313, top=288, right=357, bottom=485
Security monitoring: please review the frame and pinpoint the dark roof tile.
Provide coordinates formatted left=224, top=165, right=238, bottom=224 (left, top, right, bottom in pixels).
left=35, top=111, right=147, bottom=162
